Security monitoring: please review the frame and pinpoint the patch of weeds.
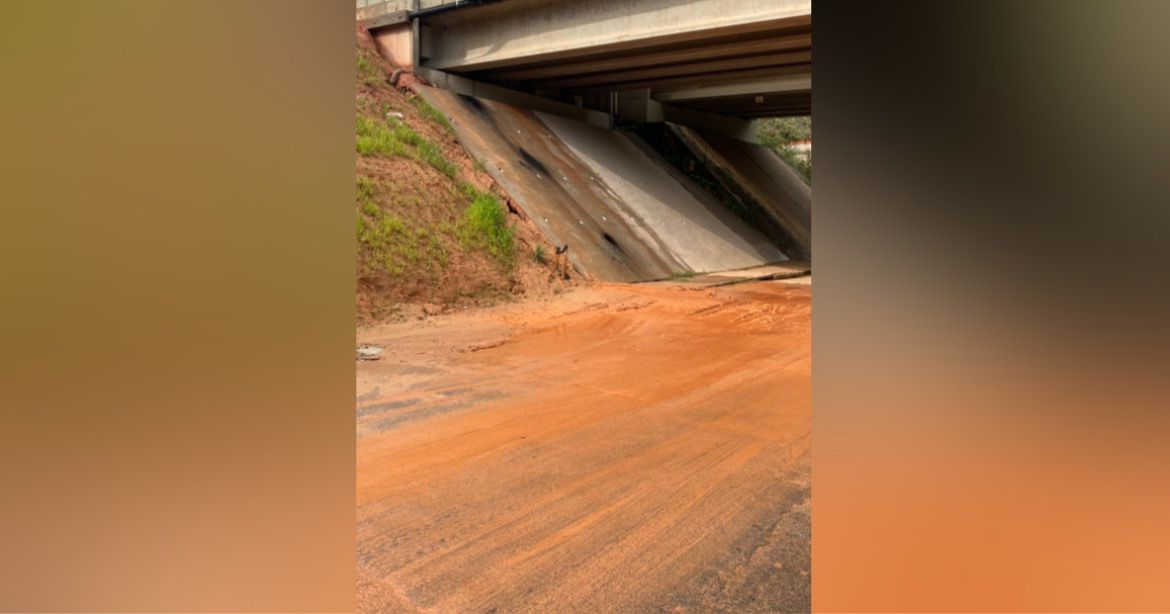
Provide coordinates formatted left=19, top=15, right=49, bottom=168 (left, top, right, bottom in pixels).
left=666, top=271, right=697, bottom=281
left=356, top=51, right=384, bottom=87
left=356, top=115, right=458, bottom=178
left=353, top=173, right=449, bottom=276
left=533, top=244, right=547, bottom=264
left=356, top=176, right=377, bottom=199
left=459, top=188, right=515, bottom=267
left=356, top=177, right=381, bottom=219
left=415, top=138, right=458, bottom=178
left=356, top=173, right=449, bottom=277
left=411, top=95, right=453, bottom=133
left=457, top=181, right=480, bottom=200
left=428, top=236, right=448, bottom=268
left=356, top=116, right=410, bottom=157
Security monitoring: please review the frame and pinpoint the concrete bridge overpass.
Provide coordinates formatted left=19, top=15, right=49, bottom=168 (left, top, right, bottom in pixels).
left=358, top=0, right=811, bottom=129
left=357, top=0, right=812, bottom=277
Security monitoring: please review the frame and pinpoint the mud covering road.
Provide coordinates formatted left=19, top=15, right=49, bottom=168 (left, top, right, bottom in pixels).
left=357, top=281, right=810, bottom=612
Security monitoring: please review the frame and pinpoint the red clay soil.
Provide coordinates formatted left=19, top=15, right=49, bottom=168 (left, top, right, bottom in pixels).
left=356, top=280, right=811, bottom=612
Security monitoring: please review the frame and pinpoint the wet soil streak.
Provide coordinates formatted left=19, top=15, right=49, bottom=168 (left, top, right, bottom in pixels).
left=356, top=281, right=811, bottom=612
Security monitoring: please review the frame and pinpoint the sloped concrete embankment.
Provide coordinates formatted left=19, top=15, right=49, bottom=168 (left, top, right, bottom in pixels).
left=539, top=113, right=786, bottom=273
left=416, top=86, right=679, bottom=282
left=671, top=125, right=812, bottom=260
left=415, top=85, right=788, bottom=281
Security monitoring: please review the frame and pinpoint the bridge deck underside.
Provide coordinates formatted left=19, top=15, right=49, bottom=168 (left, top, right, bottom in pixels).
left=421, top=4, right=811, bottom=119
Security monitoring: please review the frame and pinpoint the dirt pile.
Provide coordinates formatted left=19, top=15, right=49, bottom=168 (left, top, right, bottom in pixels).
left=355, top=28, right=574, bottom=323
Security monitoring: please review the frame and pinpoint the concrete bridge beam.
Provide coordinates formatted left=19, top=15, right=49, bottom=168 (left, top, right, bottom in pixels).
left=420, top=0, right=811, bottom=72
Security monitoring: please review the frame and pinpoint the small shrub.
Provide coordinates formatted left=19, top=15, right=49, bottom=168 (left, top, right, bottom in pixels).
left=533, top=244, right=547, bottom=264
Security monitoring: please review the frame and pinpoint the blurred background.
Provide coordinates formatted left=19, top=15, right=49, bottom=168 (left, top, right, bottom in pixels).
left=2, top=0, right=1170, bottom=611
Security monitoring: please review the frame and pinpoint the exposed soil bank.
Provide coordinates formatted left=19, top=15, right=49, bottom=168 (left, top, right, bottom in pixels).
left=356, top=280, right=811, bottom=612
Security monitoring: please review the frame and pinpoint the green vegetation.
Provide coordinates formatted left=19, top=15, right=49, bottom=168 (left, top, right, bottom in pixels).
left=532, top=244, right=547, bottom=264
left=757, top=116, right=810, bottom=144
left=356, top=115, right=410, bottom=157
left=355, top=127, right=516, bottom=276
left=414, top=138, right=458, bottom=178
left=354, top=58, right=519, bottom=291
left=356, top=51, right=383, bottom=87
left=757, top=116, right=811, bottom=183
left=666, top=271, right=698, bottom=281
left=355, top=177, right=449, bottom=276
left=459, top=188, right=515, bottom=268
left=410, top=95, right=454, bottom=133
left=355, top=115, right=458, bottom=178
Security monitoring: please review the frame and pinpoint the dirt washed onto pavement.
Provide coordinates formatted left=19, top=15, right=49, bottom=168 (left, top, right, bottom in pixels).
left=356, top=281, right=810, bottom=612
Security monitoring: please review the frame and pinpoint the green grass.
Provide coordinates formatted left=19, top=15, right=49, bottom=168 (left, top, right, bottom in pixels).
left=355, top=88, right=519, bottom=280
left=356, top=176, right=377, bottom=200
left=411, top=95, right=453, bottom=133
left=356, top=115, right=458, bottom=178
left=458, top=181, right=480, bottom=200
left=459, top=189, right=515, bottom=267
left=533, top=244, right=547, bottom=264
left=356, top=52, right=383, bottom=87
left=356, top=161, right=516, bottom=279
left=355, top=175, right=449, bottom=277
left=356, top=115, right=410, bottom=157
left=414, top=138, right=458, bottom=178
left=665, top=271, right=697, bottom=281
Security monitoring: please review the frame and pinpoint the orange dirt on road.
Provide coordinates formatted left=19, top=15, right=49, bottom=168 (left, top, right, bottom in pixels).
left=356, top=280, right=810, bottom=613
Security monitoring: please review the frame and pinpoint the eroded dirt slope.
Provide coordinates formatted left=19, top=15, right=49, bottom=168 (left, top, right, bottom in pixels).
left=356, top=280, right=811, bottom=612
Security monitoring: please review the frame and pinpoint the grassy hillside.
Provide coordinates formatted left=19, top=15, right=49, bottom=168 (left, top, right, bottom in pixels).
left=354, top=30, right=567, bottom=322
